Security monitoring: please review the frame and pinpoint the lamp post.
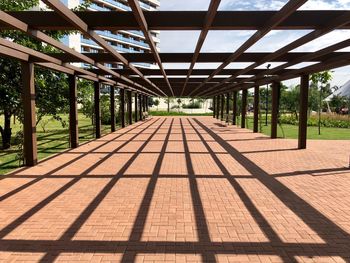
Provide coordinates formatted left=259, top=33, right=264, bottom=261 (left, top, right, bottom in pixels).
left=265, top=63, right=271, bottom=126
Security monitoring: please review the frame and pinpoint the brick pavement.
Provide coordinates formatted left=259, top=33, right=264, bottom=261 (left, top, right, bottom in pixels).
left=0, top=116, right=349, bottom=262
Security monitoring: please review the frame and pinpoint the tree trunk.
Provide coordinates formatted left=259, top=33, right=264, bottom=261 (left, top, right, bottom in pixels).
left=0, top=110, right=12, bottom=149
left=167, top=100, right=170, bottom=113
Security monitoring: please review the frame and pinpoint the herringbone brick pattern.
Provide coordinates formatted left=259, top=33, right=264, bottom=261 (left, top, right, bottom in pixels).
left=0, top=116, right=349, bottom=262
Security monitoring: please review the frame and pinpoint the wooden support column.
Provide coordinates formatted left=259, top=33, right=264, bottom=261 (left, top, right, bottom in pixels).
left=146, top=96, right=149, bottom=111
left=232, top=91, right=237, bottom=125
left=271, top=81, right=280, bottom=139
left=241, top=89, right=247, bottom=128
left=120, top=88, right=125, bottom=128
left=21, top=62, right=37, bottom=166
left=212, top=96, right=216, bottom=118
left=226, top=93, right=230, bottom=123
left=298, top=75, right=309, bottom=149
left=139, top=94, right=143, bottom=121
left=110, top=86, right=116, bottom=132
left=143, top=95, right=146, bottom=112
left=216, top=95, right=220, bottom=119
left=134, top=93, right=138, bottom=122
left=220, top=94, right=224, bottom=121
left=127, top=90, right=132, bottom=125
left=69, top=74, right=78, bottom=148
left=94, top=82, right=101, bottom=138
left=253, top=86, right=259, bottom=133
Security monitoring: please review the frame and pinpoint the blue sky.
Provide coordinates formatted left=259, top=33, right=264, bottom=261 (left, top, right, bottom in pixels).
left=158, top=0, right=350, bottom=87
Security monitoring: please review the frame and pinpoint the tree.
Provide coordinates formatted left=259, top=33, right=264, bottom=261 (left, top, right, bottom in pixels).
left=0, top=0, right=90, bottom=149
left=163, top=97, right=174, bottom=112
left=153, top=99, right=160, bottom=111
left=310, top=71, right=333, bottom=135
left=280, top=85, right=300, bottom=119
left=176, top=98, right=182, bottom=113
left=77, top=79, right=95, bottom=124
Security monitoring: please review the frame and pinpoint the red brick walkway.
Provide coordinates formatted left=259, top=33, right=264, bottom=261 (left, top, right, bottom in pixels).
left=1, top=116, right=350, bottom=262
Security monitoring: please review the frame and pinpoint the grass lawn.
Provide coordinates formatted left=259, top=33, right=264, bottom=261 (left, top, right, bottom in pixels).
left=0, top=113, right=111, bottom=175
left=150, top=110, right=212, bottom=116
left=239, top=116, right=350, bottom=140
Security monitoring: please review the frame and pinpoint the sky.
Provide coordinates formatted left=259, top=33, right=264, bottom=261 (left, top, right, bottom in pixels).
left=158, top=0, right=350, bottom=88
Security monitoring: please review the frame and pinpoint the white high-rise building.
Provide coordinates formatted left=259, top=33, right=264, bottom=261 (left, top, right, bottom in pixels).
left=40, top=0, right=160, bottom=68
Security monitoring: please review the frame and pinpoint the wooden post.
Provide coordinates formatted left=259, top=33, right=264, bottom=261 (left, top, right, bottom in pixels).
left=232, top=91, right=237, bottom=125
left=216, top=96, right=220, bottom=119
left=69, top=74, right=78, bottom=148
left=212, top=96, right=216, bottom=118
left=134, top=93, right=138, bottom=122
left=110, top=86, right=116, bottom=132
left=143, top=95, right=146, bottom=112
left=298, top=75, right=309, bottom=149
left=226, top=93, right=229, bottom=123
left=21, top=62, right=37, bottom=166
left=139, top=94, right=143, bottom=121
left=120, top=88, right=125, bottom=128
left=241, top=89, right=247, bottom=128
left=94, top=82, right=101, bottom=138
left=127, top=90, right=132, bottom=125
left=271, top=81, right=280, bottom=139
left=220, top=94, right=224, bottom=121
left=253, top=86, right=259, bottom=133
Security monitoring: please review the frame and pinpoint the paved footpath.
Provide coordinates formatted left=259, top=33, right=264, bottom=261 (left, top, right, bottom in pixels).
left=0, top=116, right=349, bottom=262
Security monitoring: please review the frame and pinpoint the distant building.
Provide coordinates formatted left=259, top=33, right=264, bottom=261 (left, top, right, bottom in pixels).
left=39, top=0, right=160, bottom=69
left=326, top=80, right=350, bottom=99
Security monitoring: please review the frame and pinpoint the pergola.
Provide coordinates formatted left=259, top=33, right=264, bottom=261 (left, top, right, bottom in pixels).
left=1, top=0, right=350, bottom=167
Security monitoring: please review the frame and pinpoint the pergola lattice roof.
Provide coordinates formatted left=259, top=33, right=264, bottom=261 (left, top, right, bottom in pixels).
left=1, top=0, right=350, bottom=97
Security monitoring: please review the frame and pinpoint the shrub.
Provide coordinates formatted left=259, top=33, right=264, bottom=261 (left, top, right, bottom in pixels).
left=279, top=114, right=350, bottom=128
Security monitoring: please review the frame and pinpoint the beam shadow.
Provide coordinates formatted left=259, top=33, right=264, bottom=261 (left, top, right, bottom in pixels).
left=120, top=118, right=174, bottom=262
left=187, top=118, right=295, bottom=262
left=0, top=119, right=161, bottom=239
left=0, top=120, right=155, bottom=202
left=39, top=118, right=166, bottom=262
left=193, top=118, right=350, bottom=261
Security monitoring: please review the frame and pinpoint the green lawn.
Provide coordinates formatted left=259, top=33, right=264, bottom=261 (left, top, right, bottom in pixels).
left=0, top=113, right=111, bottom=175
left=150, top=110, right=212, bottom=116
left=1, top=113, right=349, bottom=175
left=239, top=116, right=350, bottom=140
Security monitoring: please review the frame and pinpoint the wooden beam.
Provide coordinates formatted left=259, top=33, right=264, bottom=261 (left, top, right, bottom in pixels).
left=69, top=75, right=78, bottom=148
left=21, top=62, right=37, bottom=166
left=40, top=0, right=163, bottom=96
left=204, top=13, right=350, bottom=97
left=181, top=0, right=221, bottom=96
left=189, top=0, right=307, bottom=96
left=128, top=0, right=174, bottom=96
left=4, top=11, right=350, bottom=31
left=0, top=44, right=29, bottom=61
